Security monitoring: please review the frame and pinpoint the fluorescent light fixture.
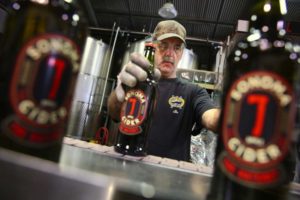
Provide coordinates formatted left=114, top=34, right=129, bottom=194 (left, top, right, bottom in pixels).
left=279, top=0, right=287, bottom=15
left=32, top=0, right=49, bottom=4
left=158, top=2, right=178, bottom=19
left=247, top=32, right=261, bottom=42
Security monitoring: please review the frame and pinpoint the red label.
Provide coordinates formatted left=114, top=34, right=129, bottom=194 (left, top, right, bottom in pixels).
left=222, top=155, right=281, bottom=185
left=219, top=71, right=295, bottom=188
left=1, top=34, right=80, bottom=147
left=119, top=89, right=148, bottom=135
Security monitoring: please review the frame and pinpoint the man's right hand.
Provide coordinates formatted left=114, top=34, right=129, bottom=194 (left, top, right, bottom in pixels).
left=115, top=52, right=161, bottom=102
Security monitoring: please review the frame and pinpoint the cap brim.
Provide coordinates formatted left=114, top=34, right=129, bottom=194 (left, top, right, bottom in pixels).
left=157, top=33, right=186, bottom=44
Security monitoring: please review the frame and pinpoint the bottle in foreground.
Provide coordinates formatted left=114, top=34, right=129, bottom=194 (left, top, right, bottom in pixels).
left=114, top=42, right=157, bottom=156
left=206, top=0, right=300, bottom=200
left=0, top=0, right=88, bottom=162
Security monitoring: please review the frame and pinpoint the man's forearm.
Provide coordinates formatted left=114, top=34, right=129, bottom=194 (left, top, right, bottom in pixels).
left=201, top=108, right=221, bottom=133
left=107, top=91, right=122, bottom=121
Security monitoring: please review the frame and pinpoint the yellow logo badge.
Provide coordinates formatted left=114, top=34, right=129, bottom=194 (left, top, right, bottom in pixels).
left=168, top=95, right=185, bottom=111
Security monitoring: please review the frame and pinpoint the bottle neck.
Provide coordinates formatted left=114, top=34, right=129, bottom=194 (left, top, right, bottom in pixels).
left=144, top=43, right=155, bottom=76
left=248, top=0, right=287, bottom=41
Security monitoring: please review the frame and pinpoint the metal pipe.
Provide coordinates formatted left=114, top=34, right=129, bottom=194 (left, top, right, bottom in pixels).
left=186, top=36, right=224, bottom=45
left=98, top=25, right=120, bottom=117
left=88, top=26, right=224, bottom=45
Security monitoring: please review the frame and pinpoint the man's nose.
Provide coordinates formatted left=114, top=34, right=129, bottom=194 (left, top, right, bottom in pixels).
left=164, top=46, right=176, bottom=55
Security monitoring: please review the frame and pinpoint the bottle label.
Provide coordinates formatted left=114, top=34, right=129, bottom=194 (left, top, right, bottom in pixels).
left=119, top=89, right=148, bottom=135
left=219, top=71, right=295, bottom=188
left=1, top=34, right=80, bottom=147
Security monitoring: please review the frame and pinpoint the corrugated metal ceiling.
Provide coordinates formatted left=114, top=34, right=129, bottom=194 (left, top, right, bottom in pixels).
left=85, top=0, right=300, bottom=42
left=1, top=0, right=299, bottom=70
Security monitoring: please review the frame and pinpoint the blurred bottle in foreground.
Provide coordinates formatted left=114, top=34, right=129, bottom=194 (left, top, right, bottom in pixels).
left=0, top=0, right=88, bottom=162
left=206, top=0, right=300, bottom=200
left=294, top=134, right=300, bottom=183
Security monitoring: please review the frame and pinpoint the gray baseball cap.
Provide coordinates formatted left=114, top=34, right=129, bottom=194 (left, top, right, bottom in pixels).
left=152, top=20, right=186, bottom=44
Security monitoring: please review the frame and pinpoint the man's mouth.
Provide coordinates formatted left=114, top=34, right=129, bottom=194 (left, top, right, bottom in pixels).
left=162, top=56, right=174, bottom=64
left=162, top=61, right=173, bottom=64
left=161, top=61, right=174, bottom=67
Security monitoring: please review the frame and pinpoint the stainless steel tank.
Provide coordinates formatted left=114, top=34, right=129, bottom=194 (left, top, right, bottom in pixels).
left=121, top=38, right=151, bottom=68
left=66, top=36, right=113, bottom=140
left=177, top=48, right=198, bottom=69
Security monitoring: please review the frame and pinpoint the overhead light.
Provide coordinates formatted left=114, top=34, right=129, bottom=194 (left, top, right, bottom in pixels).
left=279, top=0, right=287, bottom=15
left=158, top=1, right=178, bottom=19
left=263, top=3, right=271, bottom=13
left=247, top=31, right=261, bottom=42
left=32, top=0, right=49, bottom=4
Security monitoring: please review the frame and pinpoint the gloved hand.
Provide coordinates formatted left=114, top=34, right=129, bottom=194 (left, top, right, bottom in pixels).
left=115, top=52, right=161, bottom=102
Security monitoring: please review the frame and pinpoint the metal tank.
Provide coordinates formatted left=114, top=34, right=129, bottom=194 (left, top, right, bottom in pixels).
left=121, top=37, right=152, bottom=68
left=177, top=48, right=198, bottom=69
left=66, top=36, right=113, bottom=141
left=176, top=48, right=200, bottom=82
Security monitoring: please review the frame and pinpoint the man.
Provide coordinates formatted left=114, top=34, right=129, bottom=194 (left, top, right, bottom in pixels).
left=108, top=20, right=220, bottom=161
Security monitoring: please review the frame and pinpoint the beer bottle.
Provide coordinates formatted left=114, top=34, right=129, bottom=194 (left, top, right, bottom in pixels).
left=206, top=0, right=299, bottom=199
left=0, top=0, right=88, bottom=162
left=114, top=42, right=157, bottom=156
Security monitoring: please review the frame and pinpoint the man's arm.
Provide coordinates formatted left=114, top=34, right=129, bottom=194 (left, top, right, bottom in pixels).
left=107, top=90, right=122, bottom=121
left=201, top=108, right=221, bottom=133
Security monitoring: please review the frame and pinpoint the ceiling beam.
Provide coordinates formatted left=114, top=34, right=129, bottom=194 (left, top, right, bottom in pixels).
left=93, top=10, right=235, bottom=27
left=89, top=26, right=224, bottom=45
left=81, top=0, right=99, bottom=27
left=211, top=0, right=226, bottom=39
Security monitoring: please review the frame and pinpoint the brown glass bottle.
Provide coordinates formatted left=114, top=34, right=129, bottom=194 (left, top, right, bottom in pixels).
left=0, top=0, right=88, bottom=162
left=206, top=0, right=299, bottom=200
left=114, top=42, right=157, bottom=156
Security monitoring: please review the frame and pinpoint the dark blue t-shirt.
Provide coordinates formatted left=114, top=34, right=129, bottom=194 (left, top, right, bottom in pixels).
left=147, top=78, right=216, bottom=161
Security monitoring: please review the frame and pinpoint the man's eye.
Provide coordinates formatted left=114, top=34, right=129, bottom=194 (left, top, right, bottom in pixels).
left=160, top=43, right=168, bottom=50
left=174, top=45, right=181, bottom=51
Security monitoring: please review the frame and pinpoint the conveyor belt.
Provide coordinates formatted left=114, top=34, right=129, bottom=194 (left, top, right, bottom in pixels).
left=0, top=137, right=299, bottom=200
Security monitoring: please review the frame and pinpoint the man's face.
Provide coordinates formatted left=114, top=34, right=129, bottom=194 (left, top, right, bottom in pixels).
left=154, top=37, right=184, bottom=78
